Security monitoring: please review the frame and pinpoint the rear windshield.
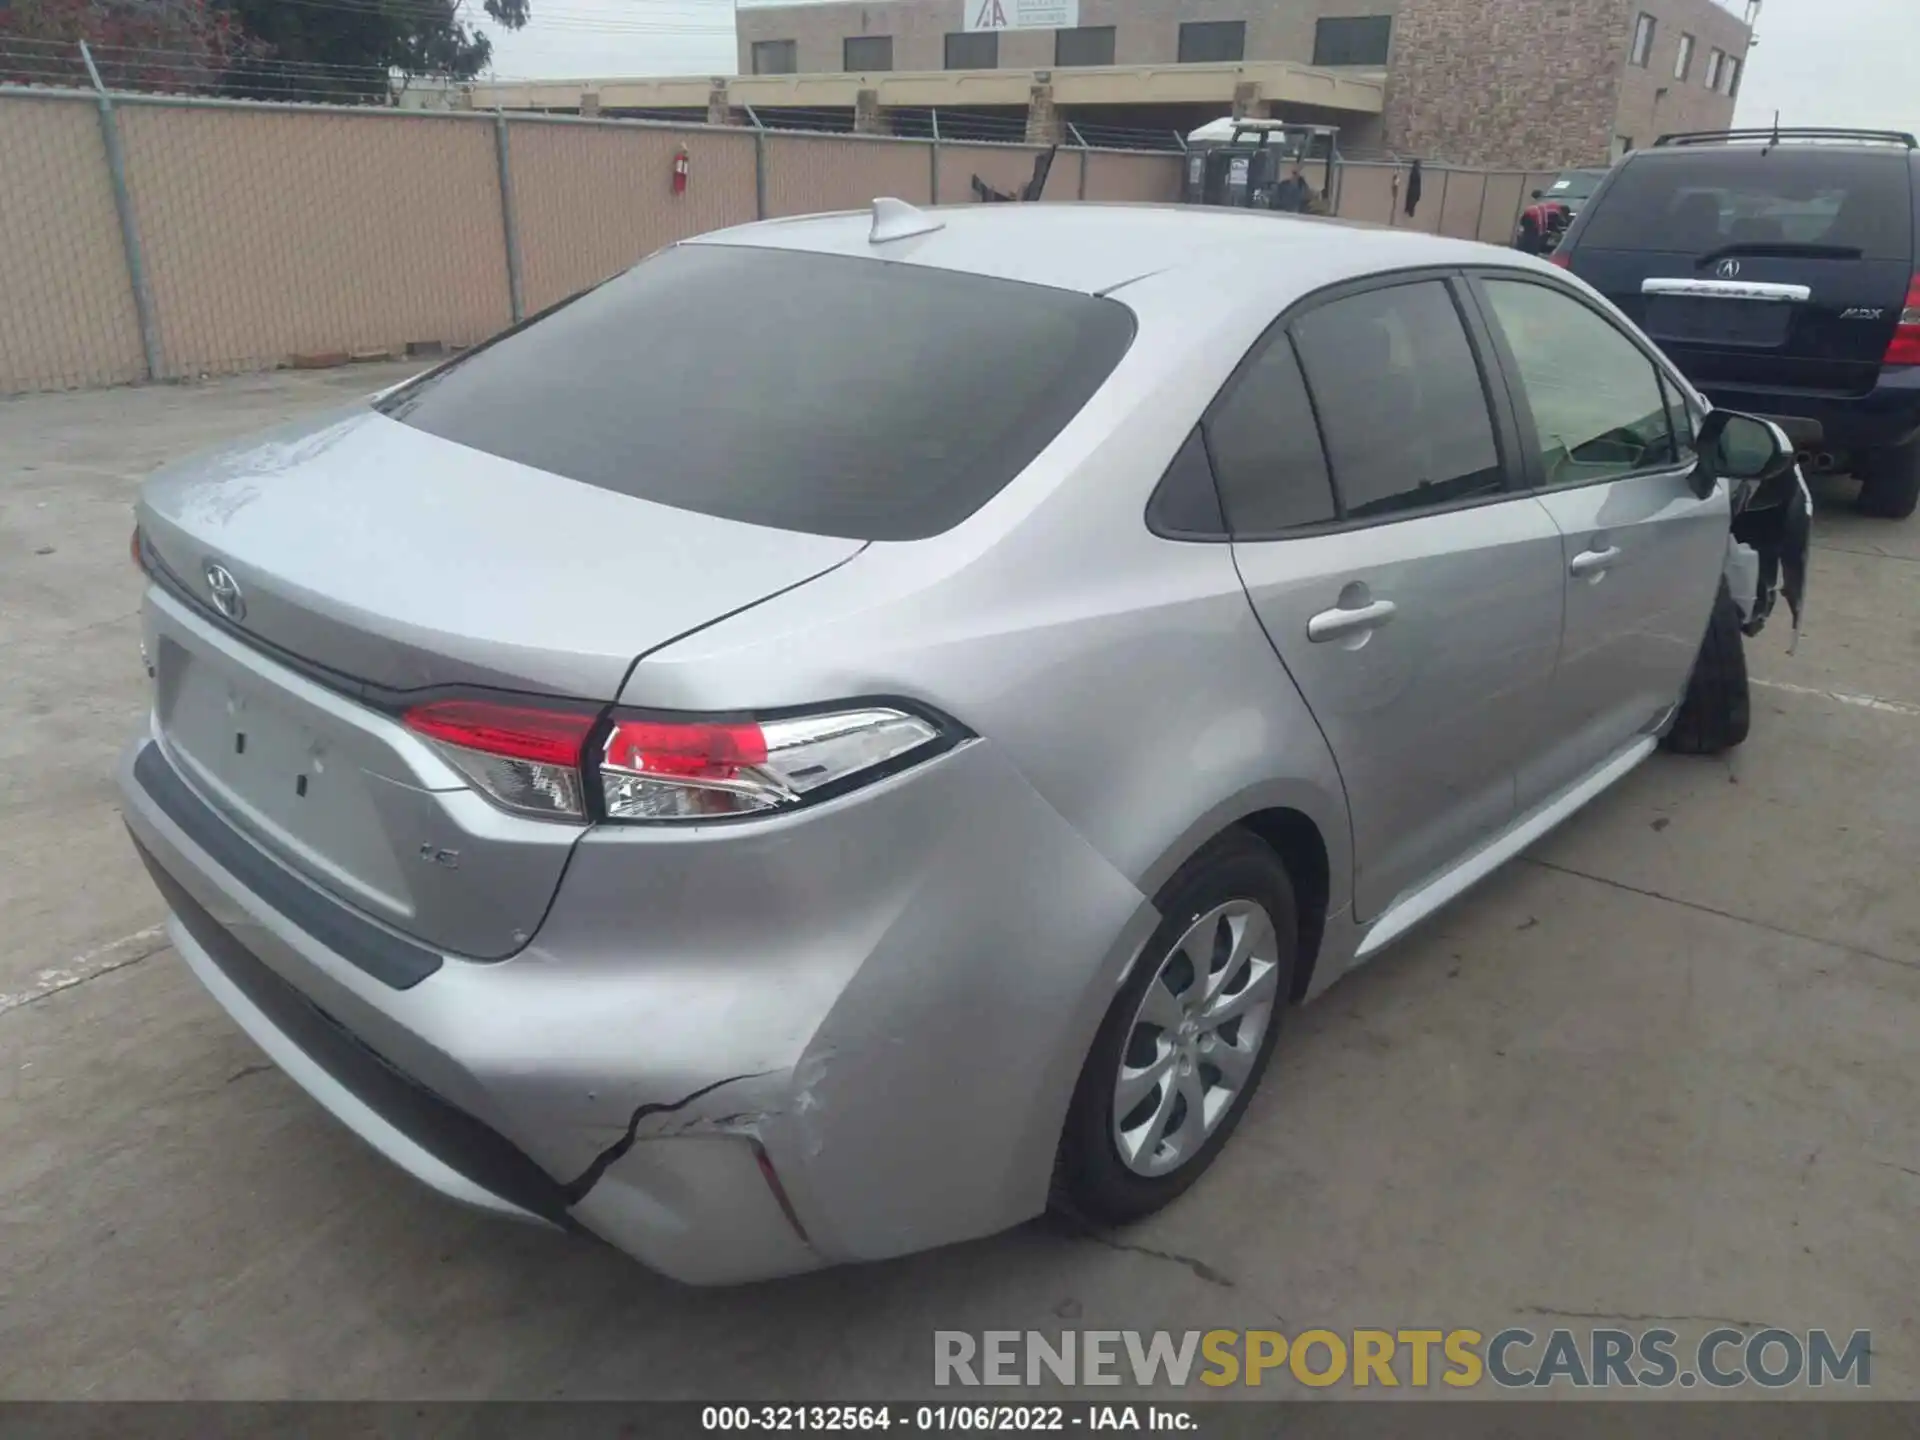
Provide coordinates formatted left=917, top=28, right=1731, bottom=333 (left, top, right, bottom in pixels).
left=1547, top=169, right=1608, bottom=202
left=1577, top=149, right=1914, bottom=259
left=379, top=243, right=1136, bottom=542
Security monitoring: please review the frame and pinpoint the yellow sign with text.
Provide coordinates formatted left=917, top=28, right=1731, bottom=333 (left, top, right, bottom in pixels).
left=1196, top=1328, right=1482, bottom=1388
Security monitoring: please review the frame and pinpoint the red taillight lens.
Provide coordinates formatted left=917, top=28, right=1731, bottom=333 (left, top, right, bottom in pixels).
left=599, top=707, right=947, bottom=822
left=1884, top=274, right=1920, bottom=367
left=402, top=699, right=599, bottom=820
left=400, top=698, right=954, bottom=825
left=604, top=719, right=768, bottom=780
left=130, top=526, right=147, bottom=574
left=1547, top=251, right=1572, bottom=269
left=403, top=700, right=595, bottom=765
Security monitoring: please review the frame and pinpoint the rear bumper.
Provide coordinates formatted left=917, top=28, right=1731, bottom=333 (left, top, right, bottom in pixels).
left=1701, top=366, right=1920, bottom=453
left=120, top=728, right=1154, bottom=1284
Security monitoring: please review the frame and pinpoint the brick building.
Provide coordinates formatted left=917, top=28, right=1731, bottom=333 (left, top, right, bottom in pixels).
left=720, top=0, right=1756, bottom=166
left=1385, top=0, right=1755, bottom=165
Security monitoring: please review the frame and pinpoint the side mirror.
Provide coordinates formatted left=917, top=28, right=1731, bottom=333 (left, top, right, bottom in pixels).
left=1692, top=411, right=1795, bottom=500
left=1531, top=188, right=1544, bottom=199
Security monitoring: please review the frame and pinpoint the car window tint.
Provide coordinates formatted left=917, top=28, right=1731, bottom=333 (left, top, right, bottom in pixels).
left=1576, top=150, right=1913, bottom=259
left=1661, top=372, right=1698, bottom=462
left=1481, top=278, right=1677, bottom=486
left=1146, top=426, right=1227, bottom=537
left=379, top=244, right=1136, bottom=542
left=1205, top=334, right=1337, bottom=533
left=1290, top=281, right=1504, bottom=521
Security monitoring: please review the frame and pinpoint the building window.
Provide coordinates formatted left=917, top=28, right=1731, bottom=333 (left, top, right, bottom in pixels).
left=1674, top=32, right=1694, bottom=79
left=1312, top=15, right=1392, bottom=66
left=944, top=31, right=998, bottom=69
left=1630, top=12, right=1656, bottom=67
left=843, top=35, right=892, bottom=71
left=1178, top=20, right=1246, bottom=63
left=751, top=39, right=797, bottom=75
left=1054, top=25, right=1116, bottom=67
left=1704, top=47, right=1725, bottom=89
left=1723, top=55, right=1742, bottom=95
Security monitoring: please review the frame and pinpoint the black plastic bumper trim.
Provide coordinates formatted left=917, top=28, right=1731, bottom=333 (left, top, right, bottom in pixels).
left=132, top=741, right=442, bottom=990
left=130, top=835, right=577, bottom=1230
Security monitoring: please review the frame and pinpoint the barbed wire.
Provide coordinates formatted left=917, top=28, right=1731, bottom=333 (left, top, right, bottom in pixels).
left=1070, top=121, right=1186, bottom=152
left=223, top=0, right=732, bottom=37
left=0, top=36, right=1206, bottom=151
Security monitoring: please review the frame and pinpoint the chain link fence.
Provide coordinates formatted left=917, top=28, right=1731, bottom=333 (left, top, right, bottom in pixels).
left=0, top=78, right=1199, bottom=395
left=0, top=65, right=1556, bottom=396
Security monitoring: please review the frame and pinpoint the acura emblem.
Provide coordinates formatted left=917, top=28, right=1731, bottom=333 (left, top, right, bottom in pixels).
left=203, top=561, right=246, bottom=621
left=1716, top=258, right=1742, bottom=279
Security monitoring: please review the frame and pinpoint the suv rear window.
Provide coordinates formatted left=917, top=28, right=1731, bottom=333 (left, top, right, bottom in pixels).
left=379, top=244, right=1136, bottom=542
left=1577, top=149, right=1914, bottom=259
left=1546, top=168, right=1609, bottom=203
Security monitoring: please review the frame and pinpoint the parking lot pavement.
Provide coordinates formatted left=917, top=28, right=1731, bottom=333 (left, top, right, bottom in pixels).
left=3, top=369, right=1917, bottom=1401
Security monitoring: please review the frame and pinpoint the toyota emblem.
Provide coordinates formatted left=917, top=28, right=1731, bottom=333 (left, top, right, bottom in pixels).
left=1716, top=258, right=1742, bottom=279
left=203, top=561, right=246, bottom=622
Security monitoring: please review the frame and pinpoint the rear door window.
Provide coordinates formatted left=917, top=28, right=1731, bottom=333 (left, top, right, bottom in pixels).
left=1289, top=280, right=1506, bottom=521
left=1204, top=334, right=1337, bottom=534
left=1576, top=149, right=1914, bottom=258
left=380, top=244, right=1136, bottom=542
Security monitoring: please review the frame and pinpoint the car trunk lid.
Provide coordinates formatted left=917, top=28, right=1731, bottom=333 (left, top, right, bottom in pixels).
left=136, top=408, right=864, bottom=959
left=138, top=406, right=866, bottom=698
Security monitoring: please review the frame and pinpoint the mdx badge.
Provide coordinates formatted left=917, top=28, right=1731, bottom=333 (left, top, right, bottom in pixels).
left=203, top=561, right=246, bottom=621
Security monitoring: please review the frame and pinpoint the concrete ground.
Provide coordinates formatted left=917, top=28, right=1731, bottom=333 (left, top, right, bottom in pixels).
left=2, top=368, right=1917, bottom=1401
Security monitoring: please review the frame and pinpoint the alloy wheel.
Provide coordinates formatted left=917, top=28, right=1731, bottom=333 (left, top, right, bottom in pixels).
left=1111, top=899, right=1280, bottom=1178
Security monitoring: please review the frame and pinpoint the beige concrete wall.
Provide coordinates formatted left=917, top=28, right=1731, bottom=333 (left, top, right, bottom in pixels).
left=510, top=121, right=758, bottom=313
left=1081, top=149, right=1183, bottom=203
left=117, top=103, right=512, bottom=378
left=1478, top=171, right=1530, bottom=243
left=1329, top=160, right=1537, bottom=243
left=1332, top=161, right=1395, bottom=224
left=0, top=95, right=147, bottom=391
left=1433, top=167, right=1485, bottom=239
left=764, top=132, right=933, bottom=216
left=0, top=92, right=1563, bottom=396
left=934, top=141, right=1053, bottom=204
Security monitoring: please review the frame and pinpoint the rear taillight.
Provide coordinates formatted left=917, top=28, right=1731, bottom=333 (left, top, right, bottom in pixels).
left=130, top=525, right=147, bottom=574
left=1884, top=274, right=1920, bottom=367
left=402, top=698, right=954, bottom=824
left=1547, top=251, right=1572, bottom=269
left=599, top=707, right=946, bottom=821
left=403, top=699, right=597, bottom=820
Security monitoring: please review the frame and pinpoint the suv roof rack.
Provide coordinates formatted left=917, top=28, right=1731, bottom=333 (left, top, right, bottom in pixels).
left=1654, top=126, right=1918, bottom=149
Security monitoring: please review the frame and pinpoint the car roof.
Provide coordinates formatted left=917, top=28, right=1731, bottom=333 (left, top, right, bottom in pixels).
left=1626, top=141, right=1917, bottom=162
left=687, top=201, right=1528, bottom=298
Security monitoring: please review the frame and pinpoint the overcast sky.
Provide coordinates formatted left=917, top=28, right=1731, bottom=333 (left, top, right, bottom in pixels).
left=479, top=0, right=1919, bottom=142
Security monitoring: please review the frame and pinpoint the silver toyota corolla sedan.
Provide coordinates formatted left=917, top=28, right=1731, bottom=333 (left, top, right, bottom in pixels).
left=121, top=200, right=1808, bottom=1285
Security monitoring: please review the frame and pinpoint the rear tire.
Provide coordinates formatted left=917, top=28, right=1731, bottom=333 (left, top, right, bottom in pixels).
left=1856, top=438, right=1920, bottom=520
left=1662, top=580, right=1751, bottom=756
left=1053, top=830, right=1297, bottom=1226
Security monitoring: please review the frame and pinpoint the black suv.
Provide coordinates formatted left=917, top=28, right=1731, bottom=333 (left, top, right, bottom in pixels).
left=1552, top=128, right=1920, bottom=518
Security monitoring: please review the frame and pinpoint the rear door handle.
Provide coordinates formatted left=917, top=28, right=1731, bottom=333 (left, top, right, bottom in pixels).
left=1570, top=545, right=1621, bottom=578
left=1307, top=598, right=1397, bottom=643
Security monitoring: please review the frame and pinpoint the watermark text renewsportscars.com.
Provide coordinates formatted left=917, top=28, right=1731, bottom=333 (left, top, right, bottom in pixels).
left=934, top=1328, right=1871, bottom=1390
